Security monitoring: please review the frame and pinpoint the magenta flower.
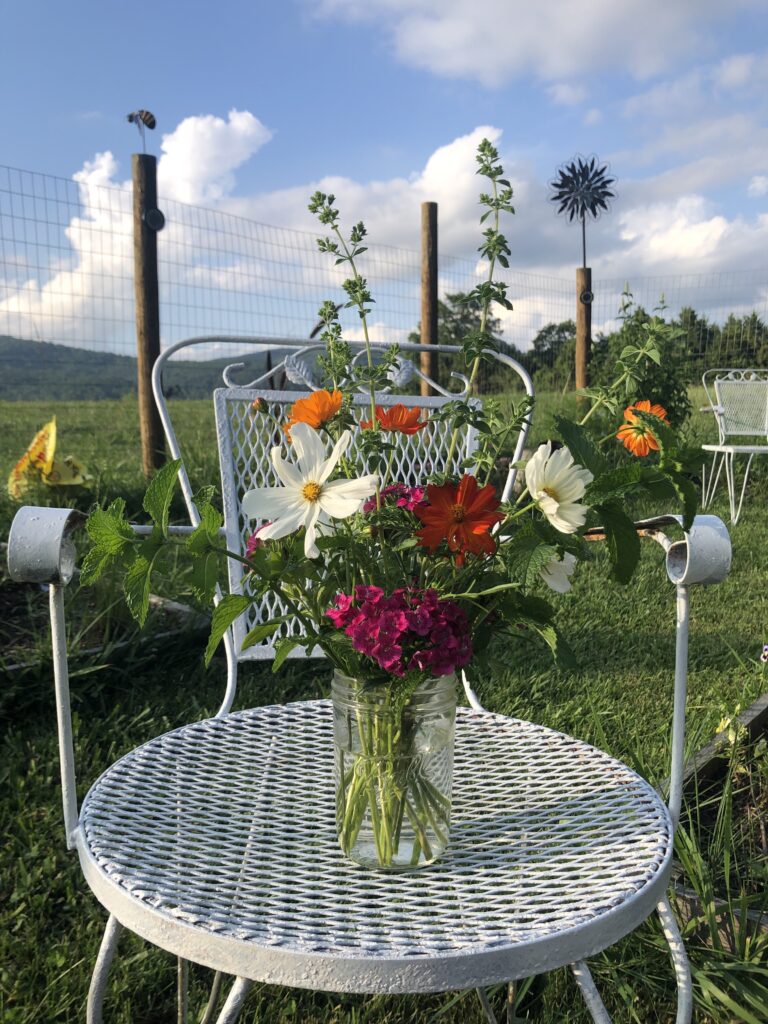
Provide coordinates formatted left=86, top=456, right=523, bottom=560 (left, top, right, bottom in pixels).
left=325, top=587, right=472, bottom=677
left=326, top=592, right=356, bottom=629
left=245, top=523, right=271, bottom=559
left=363, top=484, right=426, bottom=514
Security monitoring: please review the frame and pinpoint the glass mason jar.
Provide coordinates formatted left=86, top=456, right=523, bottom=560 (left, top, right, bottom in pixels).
left=331, top=670, right=457, bottom=870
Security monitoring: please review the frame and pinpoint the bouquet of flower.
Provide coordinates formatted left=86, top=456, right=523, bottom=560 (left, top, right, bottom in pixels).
left=83, top=140, right=697, bottom=870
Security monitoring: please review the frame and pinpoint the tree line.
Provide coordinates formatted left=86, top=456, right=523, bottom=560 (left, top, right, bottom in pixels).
left=411, top=292, right=768, bottom=398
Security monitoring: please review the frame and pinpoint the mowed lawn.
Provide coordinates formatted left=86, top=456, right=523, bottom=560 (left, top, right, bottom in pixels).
left=1, top=394, right=767, bottom=1023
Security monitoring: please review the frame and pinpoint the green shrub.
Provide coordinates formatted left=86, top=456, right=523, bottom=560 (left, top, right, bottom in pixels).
left=593, top=297, right=693, bottom=428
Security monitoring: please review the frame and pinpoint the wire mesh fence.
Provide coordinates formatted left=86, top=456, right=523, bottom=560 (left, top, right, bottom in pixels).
left=1, top=164, right=767, bottom=402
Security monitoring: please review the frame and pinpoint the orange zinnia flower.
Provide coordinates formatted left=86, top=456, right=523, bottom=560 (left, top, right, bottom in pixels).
left=616, top=400, right=669, bottom=457
left=360, top=404, right=428, bottom=435
left=284, top=389, right=342, bottom=438
left=414, top=474, right=504, bottom=565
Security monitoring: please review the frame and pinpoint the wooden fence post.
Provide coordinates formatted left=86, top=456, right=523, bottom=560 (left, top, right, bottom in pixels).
left=576, top=266, right=592, bottom=393
left=420, top=202, right=439, bottom=396
left=132, top=153, right=165, bottom=475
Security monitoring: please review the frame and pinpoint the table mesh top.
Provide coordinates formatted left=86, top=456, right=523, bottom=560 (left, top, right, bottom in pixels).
left=80, top=702, right=671, bottom=960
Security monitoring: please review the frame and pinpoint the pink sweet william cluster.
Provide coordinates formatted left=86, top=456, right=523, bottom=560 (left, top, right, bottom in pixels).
left=245, top=523, right=270, bottom=559
left=362, top=484, right=426, bottom=514
left=326, top=585, right=472, bottom=677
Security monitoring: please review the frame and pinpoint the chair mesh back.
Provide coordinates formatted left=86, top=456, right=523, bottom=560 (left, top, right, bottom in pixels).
left=214, top=389, right=480, bottom=660
left=714, top=379, right=768, bottom=439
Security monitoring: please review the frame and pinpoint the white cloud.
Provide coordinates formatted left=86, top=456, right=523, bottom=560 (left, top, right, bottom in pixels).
left=223, top=125, right=504, bottom=255
left=158, top=109, right=272, bottom=205
left=2, top=113, right=767, bottom=361
left=0, top=152, right=134, bottom=348
left=747, top=175, right=768, bottom=197
left=619, top=196, right=729, bottom=263
left=622, top=70, right=704, bottom=120
left=313, top=0, right=759, bottom=85
left=547, top=82, right=587, bottom=106
left=713, top=53, right=755, bottom=89
left=584, top=108, right=602, bottom=126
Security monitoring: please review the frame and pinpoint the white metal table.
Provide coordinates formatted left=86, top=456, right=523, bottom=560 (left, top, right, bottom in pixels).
left=78, top=701, right=673, bottom=1002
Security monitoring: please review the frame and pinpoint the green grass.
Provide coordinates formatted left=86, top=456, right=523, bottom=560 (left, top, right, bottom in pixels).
left=1, top=394, right=767, bottom=1022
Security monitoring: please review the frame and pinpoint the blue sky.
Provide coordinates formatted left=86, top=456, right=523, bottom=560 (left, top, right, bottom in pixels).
left=1, top=0, right=767, bottom=350
left=5, top=0, right=766, bottom=200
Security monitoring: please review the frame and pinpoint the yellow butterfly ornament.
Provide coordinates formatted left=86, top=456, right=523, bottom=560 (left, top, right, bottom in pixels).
left=7, top=418, right=91, bottom=500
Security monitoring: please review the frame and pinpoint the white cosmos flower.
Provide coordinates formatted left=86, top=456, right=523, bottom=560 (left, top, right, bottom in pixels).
left=524, top=442, right=593, bottom=534
left=540, top=551, right=577, bottom=593
left=241, top=421, right=377, bottom=558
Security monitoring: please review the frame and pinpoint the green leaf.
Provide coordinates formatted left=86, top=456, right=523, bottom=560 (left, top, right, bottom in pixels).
left=193, top=484, right=216, bottom=508
left=530, top=622, right=577, bottom=670
left=504, top=529, right=558, bottom=590
left=633, top=409, right=676, bottom=456
left=585, top=462, right=647, bottom=504
left=188, top=552, right=219, bottom=603
left=123, top=554, right=153, bottom=626
left=86, top=498, right=133, bottom=555
left=241, top=620, right=283, bottom=653
left=553, top=415, right=608, bottom=477
left=272, top=636, right=302, bottom=672
left=497, top=593, right=576, bottom=670
left=143, top=459, right=182, bottom=538
left=187, top=502, right=223, bottom=554
left=595, top=501, right=641, bottom=584
left=663, top=468, right=698, bottom=532
left=395, top=537, right=419, bottom=551
left=79, top=545, right=115, bottom=586
left=204, top=594, right=251, bottom=667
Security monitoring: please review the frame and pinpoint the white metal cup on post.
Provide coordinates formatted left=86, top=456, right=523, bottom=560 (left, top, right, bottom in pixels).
left=664, top=514, right=732, bottom=587
left=7, top=505, right=85, bottom=847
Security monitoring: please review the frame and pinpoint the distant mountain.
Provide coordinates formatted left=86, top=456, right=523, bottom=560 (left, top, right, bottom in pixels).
left=0, top=336, right=287, bottom=401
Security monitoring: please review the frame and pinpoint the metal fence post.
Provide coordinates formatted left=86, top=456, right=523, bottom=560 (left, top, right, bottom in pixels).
left=132, top=153, right=165, bottom=475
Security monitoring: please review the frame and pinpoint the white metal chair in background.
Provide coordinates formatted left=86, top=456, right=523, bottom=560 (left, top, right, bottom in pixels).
left=701, top=368, right=768, bottom=524
left=7, top=338, right=732, bottom=1024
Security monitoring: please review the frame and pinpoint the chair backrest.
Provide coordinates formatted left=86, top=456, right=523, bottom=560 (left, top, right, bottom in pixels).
left=703, top=368, right=768, bottom=444
left=153, top=338, right=534, bottom=667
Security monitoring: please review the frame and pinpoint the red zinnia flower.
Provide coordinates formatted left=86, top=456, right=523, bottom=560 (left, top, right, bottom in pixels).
left=360, top=404, right=428, bottom=434
left=414, top=474, right=503, bottom=565
left=616, top=400, right=669, bottom=457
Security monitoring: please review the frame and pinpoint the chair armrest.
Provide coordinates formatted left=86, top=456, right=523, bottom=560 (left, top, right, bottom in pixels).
left=130, top=524, right=227, bottom=537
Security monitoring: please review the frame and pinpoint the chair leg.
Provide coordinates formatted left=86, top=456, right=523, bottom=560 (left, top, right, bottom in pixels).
left=729, top=452, right=741, bottom=524
left=722, top=449, right=755, bottom=525
left=86, top=915, right=124, bottom=1024
left=215, top=977, right=254, bottom=1024
left=571, top=961, right=612, bottom=1023
left=177, top=958, right=189, bottom=1024
left=199, top=971, right=225, bottom=1024
left=476, top=987, right=499, bottom=1023
left=731, top=452, right=754, bottom=526
left=657, top=897, right=693, bottom=1024
left=702, top=452, right=724, bottom=508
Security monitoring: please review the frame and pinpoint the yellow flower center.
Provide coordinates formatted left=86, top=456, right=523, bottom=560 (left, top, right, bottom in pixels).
left=302, top=481, right=322, bottom=503
left=541, top=486, right=560, bottom=502
left=451, top=503, right=466, bottom=522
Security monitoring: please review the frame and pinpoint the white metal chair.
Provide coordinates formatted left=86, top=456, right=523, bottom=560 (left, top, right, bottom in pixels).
left=7, top=338, right=732, bottom=1024
left=701, top=368, right=768, bottom=525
